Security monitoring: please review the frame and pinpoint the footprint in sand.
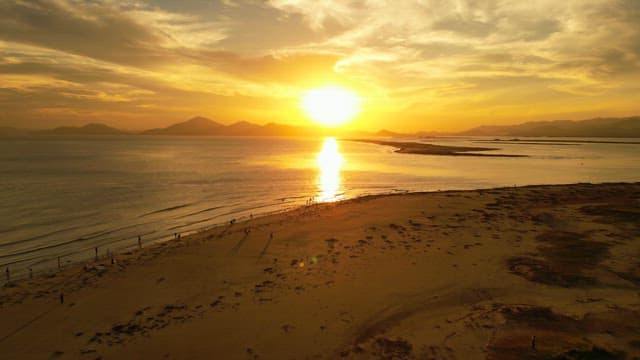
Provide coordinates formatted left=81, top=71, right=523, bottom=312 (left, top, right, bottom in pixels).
left=281, top=324, right=294, bottom=333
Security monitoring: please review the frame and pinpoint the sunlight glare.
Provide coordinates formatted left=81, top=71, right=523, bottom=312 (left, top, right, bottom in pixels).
left=316, top=137, right=344, bottom=202
left=302, top=86, right=361, bottom=127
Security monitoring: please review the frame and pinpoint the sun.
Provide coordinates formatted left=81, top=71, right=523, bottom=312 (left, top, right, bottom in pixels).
left=301, top=86, right=361, bottom=127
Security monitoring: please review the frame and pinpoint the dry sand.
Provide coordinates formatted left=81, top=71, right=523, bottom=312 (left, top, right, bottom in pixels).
left=1, top=183, right=639, bottom=359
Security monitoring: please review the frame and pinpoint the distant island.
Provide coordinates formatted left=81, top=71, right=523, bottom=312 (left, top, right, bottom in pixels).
left=1, top=115, right=639, bottom=138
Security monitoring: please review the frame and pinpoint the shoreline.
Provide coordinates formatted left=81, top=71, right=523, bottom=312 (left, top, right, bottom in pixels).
left=0, top=181, right=634, bottom=284
left=0, top=181, right=620, bottom=284
left=1, top=182, right=640, bottom=359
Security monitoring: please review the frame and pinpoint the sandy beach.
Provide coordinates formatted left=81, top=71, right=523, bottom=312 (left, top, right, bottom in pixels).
left=1, top=183, right=639, bottom=359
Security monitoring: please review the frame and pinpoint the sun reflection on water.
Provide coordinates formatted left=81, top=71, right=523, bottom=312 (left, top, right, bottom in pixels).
left=316, top=137, right=344, bottom=202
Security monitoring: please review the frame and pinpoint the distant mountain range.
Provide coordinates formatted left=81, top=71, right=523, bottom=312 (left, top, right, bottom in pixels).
left=140, top=116, right=331, bottom=137
left=1, top=115, right=639, bottom=138
left=32, top=123, right=126, bottom=135
left=457, top=116, right=640, bottom=138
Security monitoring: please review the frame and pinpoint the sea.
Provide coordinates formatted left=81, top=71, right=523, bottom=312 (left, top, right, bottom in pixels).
left=1, top=135, right=639, bottom=281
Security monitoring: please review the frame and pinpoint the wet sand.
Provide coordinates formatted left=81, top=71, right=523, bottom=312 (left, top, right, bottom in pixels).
left=1, top=183, right=639, bottom=359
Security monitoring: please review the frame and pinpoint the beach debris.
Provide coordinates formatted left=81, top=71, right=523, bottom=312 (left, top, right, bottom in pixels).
left=325, top=238, right=338, bottom=250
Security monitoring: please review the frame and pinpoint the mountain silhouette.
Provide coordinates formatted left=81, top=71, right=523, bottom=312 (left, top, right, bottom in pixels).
left=142, top=116, right=226, bottom=135
left=34, top=123, right=125, bottom=135
left=3, top=115, right=639, bottom=138
left=457, top=116, right=640, bottom=137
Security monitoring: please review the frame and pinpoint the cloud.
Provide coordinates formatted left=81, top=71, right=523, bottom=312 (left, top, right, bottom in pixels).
left=0, top=0, right=230, bottom=67
left=268, top=0, right=640, bottom=103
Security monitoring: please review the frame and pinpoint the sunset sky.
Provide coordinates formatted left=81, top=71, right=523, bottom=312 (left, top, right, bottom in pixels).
left=1, top=0, right=639, bottom=132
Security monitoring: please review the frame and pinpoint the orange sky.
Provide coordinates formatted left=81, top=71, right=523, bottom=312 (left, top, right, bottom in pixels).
left=1, top=0, right=639, bottom=132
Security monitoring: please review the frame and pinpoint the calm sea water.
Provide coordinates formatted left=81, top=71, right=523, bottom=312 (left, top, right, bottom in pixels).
left=1, top=135, right=639, bottom=280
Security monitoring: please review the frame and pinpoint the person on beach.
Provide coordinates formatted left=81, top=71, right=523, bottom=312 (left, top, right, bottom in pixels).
left=60, top=292, right=64, bottom=304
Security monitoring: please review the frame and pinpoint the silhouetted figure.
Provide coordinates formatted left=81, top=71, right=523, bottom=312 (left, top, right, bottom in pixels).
left=5, top=267, right=9, bottom=282
left=29, top=268, right=33, bottom=279
left=138, top=235, right=142, bottom=249
left=60, top=292, right=64, bottom=304
left=94, top=247, right=98, bottom=261
left=531, top=335, right=536, bottom=350
left=58, top=256, right=61, bottom=269
left=270, top=232, right=273, bottom=240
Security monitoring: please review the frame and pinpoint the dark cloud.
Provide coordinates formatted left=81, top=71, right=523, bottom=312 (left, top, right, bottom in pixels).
left=0, top=0, right=175, bottom=66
